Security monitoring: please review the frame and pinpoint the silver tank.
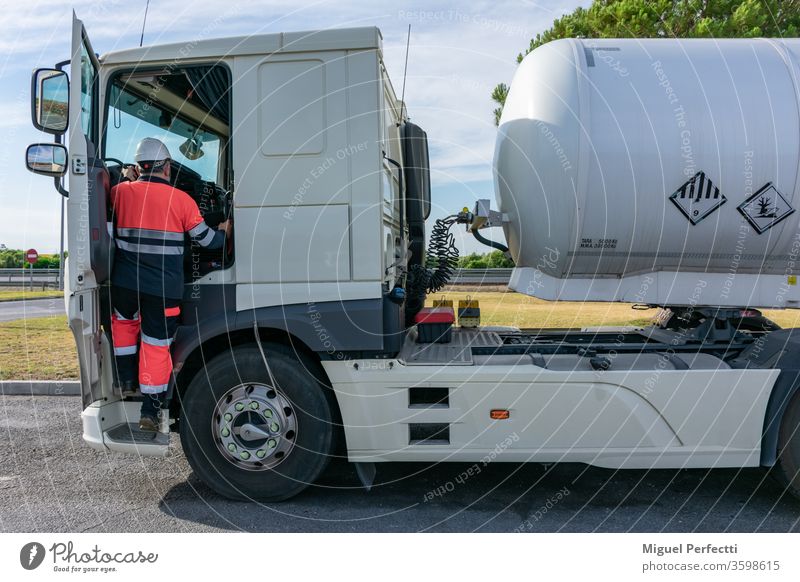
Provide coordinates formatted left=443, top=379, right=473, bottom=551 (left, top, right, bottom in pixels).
left=494, top=38, right=800, bottom=308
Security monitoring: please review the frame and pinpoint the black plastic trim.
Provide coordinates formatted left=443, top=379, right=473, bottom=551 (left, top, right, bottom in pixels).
left=726, top=328, right=800, bottom=466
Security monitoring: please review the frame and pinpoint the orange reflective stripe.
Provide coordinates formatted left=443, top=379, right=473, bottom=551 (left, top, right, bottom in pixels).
left=164, top=306, right=181, bottom=317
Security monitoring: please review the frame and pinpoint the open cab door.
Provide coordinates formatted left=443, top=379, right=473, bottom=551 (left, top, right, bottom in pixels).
left=67, top=13, right=169, bottom=455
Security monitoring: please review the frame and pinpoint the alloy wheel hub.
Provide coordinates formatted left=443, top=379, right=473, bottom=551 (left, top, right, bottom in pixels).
left=213, top=383, right=297, bottom=470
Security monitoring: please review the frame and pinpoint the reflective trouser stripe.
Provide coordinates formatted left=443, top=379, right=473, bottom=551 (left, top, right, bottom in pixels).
left=140, top=341, right=173, bottom=390
left=114, top=345, right=138, bottom=356
left=141, top=332, right=173, bottom=347
left=140, top=383, right=169, bottom=394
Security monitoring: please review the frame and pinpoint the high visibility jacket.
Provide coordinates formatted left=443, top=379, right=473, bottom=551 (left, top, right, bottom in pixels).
left=110, top=175, right=224, bottom=299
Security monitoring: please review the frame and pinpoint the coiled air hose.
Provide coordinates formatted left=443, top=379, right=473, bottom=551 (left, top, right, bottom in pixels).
left=405, top=216, right=460, bottom=322
left=410, top=215, right=460, bottom=294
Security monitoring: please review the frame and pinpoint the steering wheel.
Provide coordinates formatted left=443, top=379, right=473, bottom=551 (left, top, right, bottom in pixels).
left=102, top=157, right=132, bottom=187
left=102, top=157, right=125, bottom=166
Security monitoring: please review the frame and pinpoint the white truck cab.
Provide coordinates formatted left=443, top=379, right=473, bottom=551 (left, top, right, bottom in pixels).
left=25, top=14, right=800, bottom=501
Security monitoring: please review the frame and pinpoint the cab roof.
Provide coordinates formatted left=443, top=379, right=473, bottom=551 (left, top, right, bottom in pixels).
left=100, top=26, right=383, bottom=65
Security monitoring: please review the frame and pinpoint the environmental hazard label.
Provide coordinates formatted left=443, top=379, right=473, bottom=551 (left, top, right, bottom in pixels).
left=737, top=182, right=795, bottom=234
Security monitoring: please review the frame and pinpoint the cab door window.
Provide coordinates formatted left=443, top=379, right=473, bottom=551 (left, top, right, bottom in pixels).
left=104, top=66, right=229, bottom=187
left=79, top=36, right=97, bottom=139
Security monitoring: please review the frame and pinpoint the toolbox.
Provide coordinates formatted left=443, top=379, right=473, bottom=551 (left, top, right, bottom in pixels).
left=414, top=307, right=455, bottom=343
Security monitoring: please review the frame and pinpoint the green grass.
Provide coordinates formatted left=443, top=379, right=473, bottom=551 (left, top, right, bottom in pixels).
left=428, top=289, right=800, bottom=329
left=0, top=289, right=63, bottom=302
left=0, top=315, right=78, bottom=380
left=428, top=290, right=654, bottom=328
left=3, top=291, right=800, bottom=380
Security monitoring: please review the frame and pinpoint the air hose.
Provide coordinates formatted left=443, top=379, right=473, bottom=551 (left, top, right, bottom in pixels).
left=406, top=215, right=460, bottom=320
left=412, top=215, right=460, bottom=293
left=472, top=228, right=509, bottom=253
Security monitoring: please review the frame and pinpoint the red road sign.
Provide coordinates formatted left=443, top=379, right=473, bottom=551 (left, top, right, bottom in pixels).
left=25, top=249, right=38, bottom=264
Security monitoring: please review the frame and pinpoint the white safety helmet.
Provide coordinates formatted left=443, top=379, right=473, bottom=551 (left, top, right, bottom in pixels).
left=134, top=137, right=171, bottom=170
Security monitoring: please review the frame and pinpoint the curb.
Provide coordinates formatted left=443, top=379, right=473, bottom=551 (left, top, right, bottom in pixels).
left=0, top=381, right=80, bottom=396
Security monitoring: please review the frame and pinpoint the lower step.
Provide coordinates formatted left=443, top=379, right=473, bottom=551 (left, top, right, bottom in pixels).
left=106, top=423, right=170, bottom=446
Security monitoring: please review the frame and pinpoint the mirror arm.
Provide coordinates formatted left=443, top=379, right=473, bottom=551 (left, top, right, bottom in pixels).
left=47, top=121, right=68, bottom=197
left=53, top=176, right=68, bottom=198
left=51, top=60, right=69, bottom=198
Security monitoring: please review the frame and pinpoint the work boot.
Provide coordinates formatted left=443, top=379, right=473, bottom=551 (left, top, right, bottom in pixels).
left=120, top=379, right=137, bottom=395
left=139, top=392, right=166, bottom=432
left=138, top=414, right=159, bottom=432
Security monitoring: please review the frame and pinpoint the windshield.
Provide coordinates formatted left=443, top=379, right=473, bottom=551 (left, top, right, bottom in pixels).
left=104, top=73, right=223, bottom=182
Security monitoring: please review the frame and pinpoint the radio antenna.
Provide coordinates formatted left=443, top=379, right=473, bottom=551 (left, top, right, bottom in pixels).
left=140, top=0, right=151, bottom=47
left=400, top=24, right=411, bottom=120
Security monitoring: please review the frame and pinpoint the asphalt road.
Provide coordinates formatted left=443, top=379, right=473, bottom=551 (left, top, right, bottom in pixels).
left=0, top=298, right=64, bottom=322
left=1, top=395, right=798, bottom=533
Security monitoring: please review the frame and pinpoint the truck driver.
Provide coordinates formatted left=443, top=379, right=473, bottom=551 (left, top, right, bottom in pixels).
left=109, top=137, right=231, bottom=431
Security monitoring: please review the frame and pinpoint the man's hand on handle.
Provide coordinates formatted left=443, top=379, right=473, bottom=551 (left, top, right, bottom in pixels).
left=217, top=219, right=232, bottom=237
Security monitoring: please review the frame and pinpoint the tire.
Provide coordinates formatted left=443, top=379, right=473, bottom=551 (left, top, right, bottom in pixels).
left=179, top=343, right=334, bottom=501
left=775, top=389, right=800, bottom=500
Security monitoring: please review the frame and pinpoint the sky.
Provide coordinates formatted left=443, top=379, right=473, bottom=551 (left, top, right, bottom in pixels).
left=0, top=0, right=587, bottom=254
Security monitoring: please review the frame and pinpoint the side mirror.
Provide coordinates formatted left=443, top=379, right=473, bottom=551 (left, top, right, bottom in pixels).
left=31, top=68, right=69, bottom=134
left=26, top=143, right=68, bottom=177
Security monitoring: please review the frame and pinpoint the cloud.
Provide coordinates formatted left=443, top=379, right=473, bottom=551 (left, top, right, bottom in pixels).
left=0, top=102, right=28, bottom=128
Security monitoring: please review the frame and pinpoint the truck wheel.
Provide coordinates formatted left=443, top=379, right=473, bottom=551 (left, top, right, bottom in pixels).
left=179, top=343, right=334, bottom=501
left=775, top=389, right=800, bottom=500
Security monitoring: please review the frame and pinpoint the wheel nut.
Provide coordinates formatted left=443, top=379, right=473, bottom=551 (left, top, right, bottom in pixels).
left=267, top=439, right=277, bottom=449
left=227, top=443, right=236, bottom=452
left=250, top=402, right=259, bottom=410
left=235, top=403, right=244, bottom=411
left=240, top=451, right=251, bottom=460
left=224, top=413, right=233, bottom=422
left=270, top=422, right=279, bottom=432
left=221, top=427, right=230, bottom=437
left=256, top=449, right=266, bottom=458
left=264, top=409, right=273, bottom=418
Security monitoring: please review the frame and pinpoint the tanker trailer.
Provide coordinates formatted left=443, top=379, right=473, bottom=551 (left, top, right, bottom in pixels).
left=493, top=37, right=800, bottom=309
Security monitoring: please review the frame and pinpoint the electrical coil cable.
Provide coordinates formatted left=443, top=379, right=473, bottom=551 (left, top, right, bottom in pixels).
left=405, top=215, right=460, bottom=321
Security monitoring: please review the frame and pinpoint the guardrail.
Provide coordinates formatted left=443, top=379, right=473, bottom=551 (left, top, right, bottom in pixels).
left=0, top=268, right=61, bottom=289
left=450, top=268, right=513, bottom=285
left=0, top=268, right=510, bottom=289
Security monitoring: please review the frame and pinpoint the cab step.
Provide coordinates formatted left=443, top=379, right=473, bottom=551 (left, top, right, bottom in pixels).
left=82, top=399, right=171, bottom=457
left=106, top=423, right=170, bottom=446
